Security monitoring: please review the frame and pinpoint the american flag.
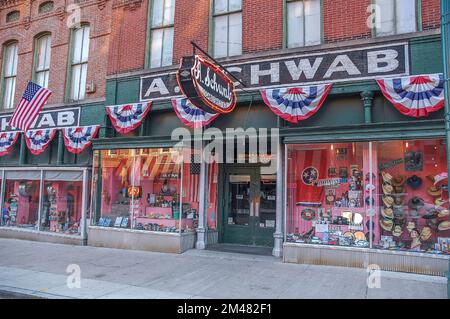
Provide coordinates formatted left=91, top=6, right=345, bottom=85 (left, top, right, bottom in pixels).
left=9, top=82, right=52, bottom=132
left=189, top=153, right=201, bottom=202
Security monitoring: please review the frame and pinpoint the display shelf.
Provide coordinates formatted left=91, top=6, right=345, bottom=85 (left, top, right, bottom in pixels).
left=136, top=217, right=194, bottom=228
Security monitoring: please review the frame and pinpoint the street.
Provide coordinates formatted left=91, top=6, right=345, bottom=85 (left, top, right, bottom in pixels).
left=0, top=238, right=447, bottom=299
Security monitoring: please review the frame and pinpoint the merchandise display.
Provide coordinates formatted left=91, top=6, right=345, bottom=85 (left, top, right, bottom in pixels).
left=286, top=139, right=450, bottom=255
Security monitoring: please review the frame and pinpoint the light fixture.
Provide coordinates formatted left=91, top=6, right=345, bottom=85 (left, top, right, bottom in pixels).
left=331, top=144, right=334, bottom=151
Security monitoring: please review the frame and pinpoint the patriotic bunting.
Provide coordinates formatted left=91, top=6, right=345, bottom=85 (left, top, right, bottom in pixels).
left=61, top=125, right=100, bottom=154
left=105, top=102, right=152, bottom=134
left=24, top=129, right=57, bottom=155
left=376, top=74, right=445, bottom=118
left=261, top=84, right=333, bottom=124
left=0, top=131, right=20, bottom=157
left=171, top=98, right=219, bottom=128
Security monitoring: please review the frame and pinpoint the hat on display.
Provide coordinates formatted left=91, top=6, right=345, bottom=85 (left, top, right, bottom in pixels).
left=354, top=231, right=365, bottom=241
left=382, top=171, right=393, bottom=183
left=437, top=209, right=449, bottom=218
left=391, top=176, right=405, bottom=187
left=438, top=220, right=450, bottom=231
left=406, top=221, right=416, bottom=233
left=392, top=225, right=403, bottom=237
left=422, top=209, right=439, bottom=220
left=420, top=227, right=432, bottom=241
left=409, top=209, right=422, bottom=219
left=427, top=186, right=442, bottom=197
left=382, top=183, right=394, bottom=195
left=380, top=218, right=393, bottom=232
left=435, top=198, right=446, bottom=206
left=382, top=195, right=394, bottom=207
left=381, top=207, right=394, bottom=219
left=365, top=196, right=375, bottom=206
left=407, top=175, right=422, bottom=189
left=408, top=196, right=425, bottom=210
left=365, top=172, right=376, bottom=182
left=393, top=185, right=405, bottom=194
left=366, top=220, right=375, bottom=230
left=393, top=195, right=404, bottom=205
left=365, top=183, right=376, bottom=191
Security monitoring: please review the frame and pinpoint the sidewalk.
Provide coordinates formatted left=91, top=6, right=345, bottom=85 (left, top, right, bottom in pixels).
left=0, top=238, right=447, bottom=299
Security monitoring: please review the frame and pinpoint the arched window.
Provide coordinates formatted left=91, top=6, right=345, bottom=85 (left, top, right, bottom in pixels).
left=38, top=1, right=54, bottom=14
left=69, top=25, right=90, bottom=101
left=1, top=42, right=19, bottom=109
left=6, top=11, right=20, bottom=23
left=34, top=34, right=52, bottom=88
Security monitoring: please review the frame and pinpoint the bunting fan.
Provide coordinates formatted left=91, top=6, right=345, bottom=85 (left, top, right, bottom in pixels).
left=376, top=74, right=445, bottom=118
left=62, top=125, right=100, bottom=154
left=105, top=102, right=152, bottom=134
left=0, top=131, right=20, bottom=156
left=261, top=84, right=333, bottom=124
left=171, top=98, right=219, bottom=128
left=25, top=129, right=57, bottom=155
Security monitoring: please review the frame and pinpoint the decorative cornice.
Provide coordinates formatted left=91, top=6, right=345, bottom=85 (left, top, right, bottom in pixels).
left=0, top=0, right=24, bottom=10
left=113, top=0, right=142, bottom=10
left=23, top=15, right=30, bottom=29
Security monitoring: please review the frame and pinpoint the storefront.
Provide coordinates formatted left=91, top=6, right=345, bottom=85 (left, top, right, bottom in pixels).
left=95, top=34, right=449, bottom=275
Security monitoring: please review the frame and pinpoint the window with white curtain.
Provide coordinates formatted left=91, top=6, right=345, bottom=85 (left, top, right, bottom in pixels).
left=70, top=25, right=90, bottom=101
left=213, top=0, right=242, bottom=58
left=287, top=0, right=321, bottom=48
left=2, top=42, right=18, bottom=109
left=375, top=0, right=417, bottom=37
left=35, top=34, right=51, bottom=89
left=150, top=0, right=175, bottom=68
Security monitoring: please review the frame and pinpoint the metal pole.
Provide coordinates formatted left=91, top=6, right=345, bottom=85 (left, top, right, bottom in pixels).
left=442, top=0, right=450, bottom=205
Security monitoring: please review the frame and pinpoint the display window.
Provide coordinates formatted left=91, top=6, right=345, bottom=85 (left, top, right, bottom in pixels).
left=286, top=139, right=450, bottom=255
left=206, top=161, right=219, bottom=230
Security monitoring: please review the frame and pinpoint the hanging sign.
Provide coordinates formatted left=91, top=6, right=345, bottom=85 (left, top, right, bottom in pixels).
left=24, top=129, right=57, bottom=155
left=0, top=131, right=20, bottom=156
left=176, top=55, right=237, bottom=114
left=61, top=125, right=100, bottom=154
left=376, top=73, right=445, bottom=117
left=171, top=98, right=219, bottom=128
left=105, top=102, right=152, bottom=134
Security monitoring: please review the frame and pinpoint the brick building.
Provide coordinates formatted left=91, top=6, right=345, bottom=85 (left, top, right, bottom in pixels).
left=0, top=0, right=449, bottom=276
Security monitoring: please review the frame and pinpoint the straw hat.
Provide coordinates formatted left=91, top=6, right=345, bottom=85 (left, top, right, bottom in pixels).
left=408, top=196, right=425, bottom=210
left=382, top=195, right=394, bottom=207
left=427, top=186, right=442, bottom=197
left=381, top=207, right=394, bottom=219
left=391, top=176, right=405, bottom=187
left=406, top=221, right=416, bottom=232
left=435, top=198, right=446, bottom=206
left=381, top=171, right=393, bottom=183
left=392, top=225, right=403, bottom=237
left=382, top=183, right=394, bottom=195
left=438, top=209, right=449, bottom=218
left=393, top=185, right=405, bottom=194
left=393, top=195, right=404, bottom=205
left=380, top=218, right=393, bottom=231
left=438, top=220, right=450, bottom=231
left=420, top=227, right=432, bottom=241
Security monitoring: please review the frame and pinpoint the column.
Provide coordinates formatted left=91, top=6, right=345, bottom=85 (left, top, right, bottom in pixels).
left=19, top=133, right=27, bottom=165
left=361, top=91, right=374, bottom=124
left=195, top=151, right=208, bottom=249
left=56, top=130, right=64, bottom=165
left=272, top=137, right=284, bottom=257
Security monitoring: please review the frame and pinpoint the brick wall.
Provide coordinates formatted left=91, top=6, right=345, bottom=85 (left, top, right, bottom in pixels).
left=422, top=0, right=441, bottom=31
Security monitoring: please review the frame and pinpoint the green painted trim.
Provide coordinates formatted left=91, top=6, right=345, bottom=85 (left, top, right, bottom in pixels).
left=208, top=0, right=214, bottom=55
left=56, top=130, right=64, bottom=165
left=144, top=0, right=153, bottom=69
left=64, top=28, right=75, bottom=103
left=0, top=41, right=18, bottom=111
left=92, top=135, right=177, bottom=150
left=416, top=0, right=423, bottom=32
left=19, top=133, right=26, bottom=165
left=282, top=0, right=287, bottom=49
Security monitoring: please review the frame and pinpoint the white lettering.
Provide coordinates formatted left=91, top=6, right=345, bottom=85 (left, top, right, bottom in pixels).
left=251, top=63, right=280, bottom=85
left=37, top=114, right=56, bottom=128
left=324, top=55, right=361, bottom=78
left=285, top=58, right=323, bottom=80
left=58, top=111, right=76, bottom=126
left=367, top=49, right=399, bottom=73
left=145, top=78, right=170, bottom=97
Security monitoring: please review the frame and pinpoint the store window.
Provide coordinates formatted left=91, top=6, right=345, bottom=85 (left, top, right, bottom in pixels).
left=1, top=41, right=18, bottom=110
left=207, top=161, right=219, bottom=230
left=212, top=0, right=242, bottom=58
left=286, top=0, right=321, bottom=48
left=149, top=0, right=175, bottom=68
left=34, top=34, right=51, bottom=88
left=94, top=148, right=200, bottom=233
left=286, top=139, right=450, bottom=255
left=69, top=25, right=90, bottom=101
left=374, top=0, right=417, bottom=37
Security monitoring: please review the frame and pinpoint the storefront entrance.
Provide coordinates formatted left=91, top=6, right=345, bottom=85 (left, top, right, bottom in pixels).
left=221, top=165, right=276, bottom=247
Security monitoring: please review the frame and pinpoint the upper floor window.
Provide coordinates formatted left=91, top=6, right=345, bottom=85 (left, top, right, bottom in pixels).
left=6, top=11, right=20, bottom=23
left=149, top=0, right=175, bottom=68
left=286, top=0, right=321, bottom=48
left=213, top=0, right=242, bottom=58
left=39, top=1, right=54, bottom=14
left=34, top=34, right=52, bottom=89
left=1, top=42, right=18, bottom=110
left=374, top=0, right=417, bottom=37
left=69, top=25, right=90, bottom=101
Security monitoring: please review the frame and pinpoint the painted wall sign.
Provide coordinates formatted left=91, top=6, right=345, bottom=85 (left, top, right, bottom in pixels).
left=177, top=55, right=237, bottom=113
left=141, top=42, right=409, bottom=102
left=0, top=107, right=80, bottom=132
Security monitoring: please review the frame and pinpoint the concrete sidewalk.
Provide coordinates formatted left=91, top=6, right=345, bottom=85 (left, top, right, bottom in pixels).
left=0, top=238, right=447, bottom=299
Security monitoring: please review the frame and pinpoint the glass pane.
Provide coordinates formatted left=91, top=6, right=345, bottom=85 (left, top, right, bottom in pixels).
left=78, top=63, right=88, bottom=100
left=71, top=64, right=81, bottom=100
left=36, top=35, right=51, bottom=71
left=152, top=0, right=164, bottom=27
left=213, top=15, right=228, bottom=58
left=72, top=28, right=83, bottom=63
left=214, top=0, right=228, bottom=14
left=396, top=0, right=416, bottom=34
left=81, top=26, right=90, bottom=63
left=228, top=174, right=251, bottom=226
left=162, top=27, right=174, bottom=66
left=228, top=13, right=242, bottom=56
left=150, top=29, right=163, bottom=68
left=1, top=177, right=41, bottom=230
left=229, top=0, right=242, bottom=11
left=375, top=0, right=395, bottom=36
left=4, top=43, right=18, bottom=77
left=163, top=0, right=175, bottom=25
left=304, top=0, right=321, bottom=46
left=3, top=77, right=15, bottom=109
left=40, top=174, right=83, bottom=235
left=259, top=173, right=276, bottom=228
left=36, top=71, right=46, bottom=88
left=287, top=1, right=304, bottom=48
left=180, top=149, right=200, bottom=233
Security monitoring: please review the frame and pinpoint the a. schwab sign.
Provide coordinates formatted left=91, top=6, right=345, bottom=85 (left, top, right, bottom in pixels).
left=140, top=42, right=409, bottom=102
left=0, top=107, right=80, bottom=132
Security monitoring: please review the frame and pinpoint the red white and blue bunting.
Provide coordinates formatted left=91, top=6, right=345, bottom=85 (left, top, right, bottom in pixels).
left=260, top=84, right=333, bottom=124
left=61, top=125, right=100, bottom=154
left=0, top=131, right=20, bottom=157
left=376, top=73, right=445, bottom=118
left=171, top=98, right=219, bottom=128
left=24, top=129, right=57, bottom=155
left=105, top=102, right=152, bottom=134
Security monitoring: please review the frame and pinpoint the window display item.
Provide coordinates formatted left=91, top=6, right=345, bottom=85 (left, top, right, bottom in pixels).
left=405, top=151, right=423, bottom=171
left=392, top=225, right=403, bottom=237
left=381, top=207, right=394, bottom=219
left=408, top=197, right=424, bottom=210
left=420, top=227, right=432, bottom=241
left=380, top=218, right=393, bottom=231
left=301, top=209, right=316, bottom=221
left=438, top=221, right=450, bottom=231
left=437, top=209, right=449, bottom=218
left=427, top=186, right=442, bottom=197
left=382, top=195, right=394, bottom=207
left=407, top=175, right=422, bottom=189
